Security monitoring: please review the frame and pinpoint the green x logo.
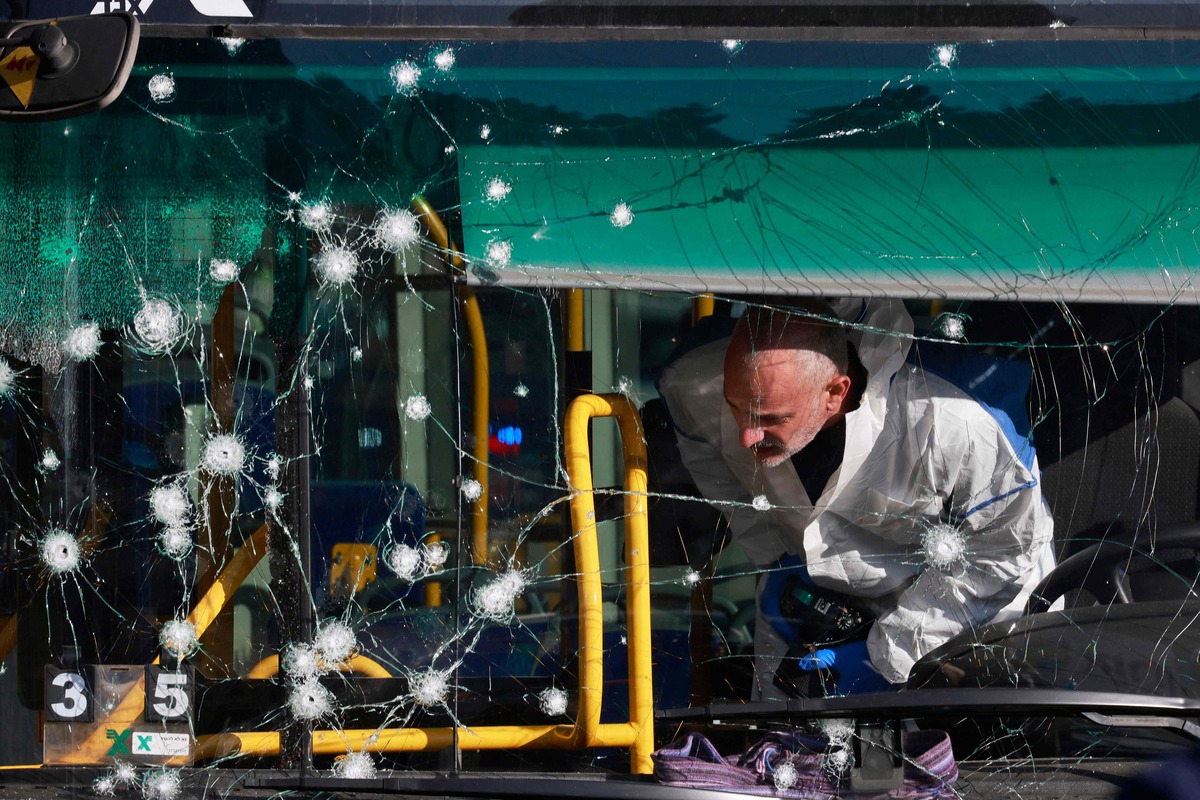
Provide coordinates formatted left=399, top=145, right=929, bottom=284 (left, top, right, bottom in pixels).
left=136, top=734, right=153, bottom=752
left=105, top=728, right=132, bottom=757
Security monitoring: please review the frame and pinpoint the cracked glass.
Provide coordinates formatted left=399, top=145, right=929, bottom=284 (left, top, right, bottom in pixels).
left=0, top=28, right=1199, bottom=800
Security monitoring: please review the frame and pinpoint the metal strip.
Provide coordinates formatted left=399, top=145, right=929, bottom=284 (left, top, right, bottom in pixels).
left=141, top=22, right=1200, bottom=43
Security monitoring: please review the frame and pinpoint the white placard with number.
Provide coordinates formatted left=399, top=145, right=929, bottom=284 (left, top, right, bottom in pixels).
left=144, top=666, right=193, bottom=723
left=44, top=667, right=93, bottom=722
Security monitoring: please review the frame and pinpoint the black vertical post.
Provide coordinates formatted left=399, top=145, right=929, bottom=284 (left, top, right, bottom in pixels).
left=267, top=223, right=314, bottom=771
left=449, top=279, right=465, bottom=773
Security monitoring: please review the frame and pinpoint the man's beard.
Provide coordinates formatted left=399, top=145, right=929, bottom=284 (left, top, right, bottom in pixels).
left=751, top=402, right=825, bottom=468
left=753, top=427, right=819, bottom=468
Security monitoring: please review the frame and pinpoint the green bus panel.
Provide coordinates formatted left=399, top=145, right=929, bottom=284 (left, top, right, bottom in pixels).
left=462, top=142, right=1200, bottom=301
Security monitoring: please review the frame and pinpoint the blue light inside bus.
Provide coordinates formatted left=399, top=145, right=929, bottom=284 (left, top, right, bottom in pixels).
left=489, top=425, right=523, bottom=456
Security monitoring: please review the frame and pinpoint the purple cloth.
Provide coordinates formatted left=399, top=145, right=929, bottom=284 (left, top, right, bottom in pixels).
left=654, top=729, right=958, bottom=799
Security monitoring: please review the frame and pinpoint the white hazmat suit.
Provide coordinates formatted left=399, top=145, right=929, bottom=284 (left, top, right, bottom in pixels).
left=658, top=299, right=1056, bottom=690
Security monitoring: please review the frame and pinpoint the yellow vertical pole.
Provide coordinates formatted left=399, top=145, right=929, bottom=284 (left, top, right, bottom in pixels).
left=567, top=289, right=585, bottom=353
left=558, top=287, right=587, bottom=609
left=564, top=397, right=605, bottom=746
left=410, top=197, right=490, bottom=567
left=565, top=394, right=653, bottom=772
left=461, top=287, right=490, bottom=565
left=692, top=293, right=714, bottom=326
left=613, top=401, right=653, bottom=774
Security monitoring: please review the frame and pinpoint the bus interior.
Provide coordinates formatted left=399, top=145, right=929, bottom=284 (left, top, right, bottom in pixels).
left=2, top=13, right=1200, bottom=799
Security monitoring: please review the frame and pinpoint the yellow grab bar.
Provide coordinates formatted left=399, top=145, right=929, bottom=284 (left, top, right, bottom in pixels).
left=564, top=394, right=654, bottom=773
left=194, top=731, right=281, bottom=761
left=196, top=721, right=647, bottom=761
left=244, top=652, right=393, bottom=680
left=188, top=523, right=270, bottom=644
left=567, top=289, right=585, bottom=352
left=196, top=396, right=655, bottom=773
left=461, top=286, right=490, bottom=565
left=692, top=293, right=715, bottom=325
left=411, top=196, right=461, bottom=272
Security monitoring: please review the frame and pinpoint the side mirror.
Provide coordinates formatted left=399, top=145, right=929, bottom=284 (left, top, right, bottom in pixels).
left=0, top=12, right=139, bottom=122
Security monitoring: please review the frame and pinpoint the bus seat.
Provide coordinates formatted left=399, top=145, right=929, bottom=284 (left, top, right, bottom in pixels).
left=1040, top=396, right=1200, bottom=556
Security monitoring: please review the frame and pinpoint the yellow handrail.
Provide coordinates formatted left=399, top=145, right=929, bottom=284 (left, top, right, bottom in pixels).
left=53, top=202, right=670, bottom=770
left=195, top=720, right=652, bottom=761
left=410, top=196, right=459, bottom=272
left=461, top=286, right=490, bottom=565
left=411, top=196, right=490, bottom=566
left=188, top=523, right=270, bottom=644
left=692, top=293, right=715, bottom=325
left=563, top=393, right=654, bottom=772
left=244, top=652, right=393, bottom=680
left=567, top=289, right=585, bottom=353
left=196, top=395, right=655, bottom=774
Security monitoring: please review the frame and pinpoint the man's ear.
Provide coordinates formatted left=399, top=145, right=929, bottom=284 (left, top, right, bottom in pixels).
left=825, top=374, right=852, bottom=413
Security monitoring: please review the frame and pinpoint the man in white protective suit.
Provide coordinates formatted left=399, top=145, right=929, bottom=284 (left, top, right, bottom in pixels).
left=657, top=298, right=1056, bottom=698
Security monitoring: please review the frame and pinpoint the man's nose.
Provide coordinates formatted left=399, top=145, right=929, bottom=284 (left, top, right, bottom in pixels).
left=740, top=425, right=765, bottom=449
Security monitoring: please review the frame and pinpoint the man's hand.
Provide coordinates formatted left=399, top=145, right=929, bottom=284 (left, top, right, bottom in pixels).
left=775, top=640, right=894, bottom=696
left=796, top=640, right=894, bottom=695
left=760, top=557, right=895, bottom=696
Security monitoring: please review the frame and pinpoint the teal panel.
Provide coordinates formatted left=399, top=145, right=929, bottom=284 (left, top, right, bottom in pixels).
left=451, top=42, right=1200, bottom=301
left=461, top=142, right=1200, bottom=301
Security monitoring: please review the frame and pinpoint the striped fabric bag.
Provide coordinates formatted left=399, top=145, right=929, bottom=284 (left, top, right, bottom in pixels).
left=653, top=729, right=958, bottom=799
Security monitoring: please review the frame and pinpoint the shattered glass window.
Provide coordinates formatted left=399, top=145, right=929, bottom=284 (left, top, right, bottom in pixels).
left=2, top=29, right=1200, bottom=800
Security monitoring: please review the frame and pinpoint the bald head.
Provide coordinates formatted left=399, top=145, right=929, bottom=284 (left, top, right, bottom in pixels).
left=722, top=304, right=853, bottom=467
left=728, top=304, right=849, bottom=382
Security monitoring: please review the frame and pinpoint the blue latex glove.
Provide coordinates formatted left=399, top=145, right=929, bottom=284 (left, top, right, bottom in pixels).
left=761, top=556, right=895, bottom=696
left=799, top=640, right=894, bottom=696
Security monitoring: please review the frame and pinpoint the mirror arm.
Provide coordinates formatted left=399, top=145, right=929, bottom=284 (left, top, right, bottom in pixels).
left=0, top=25, right=79, bottom=74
